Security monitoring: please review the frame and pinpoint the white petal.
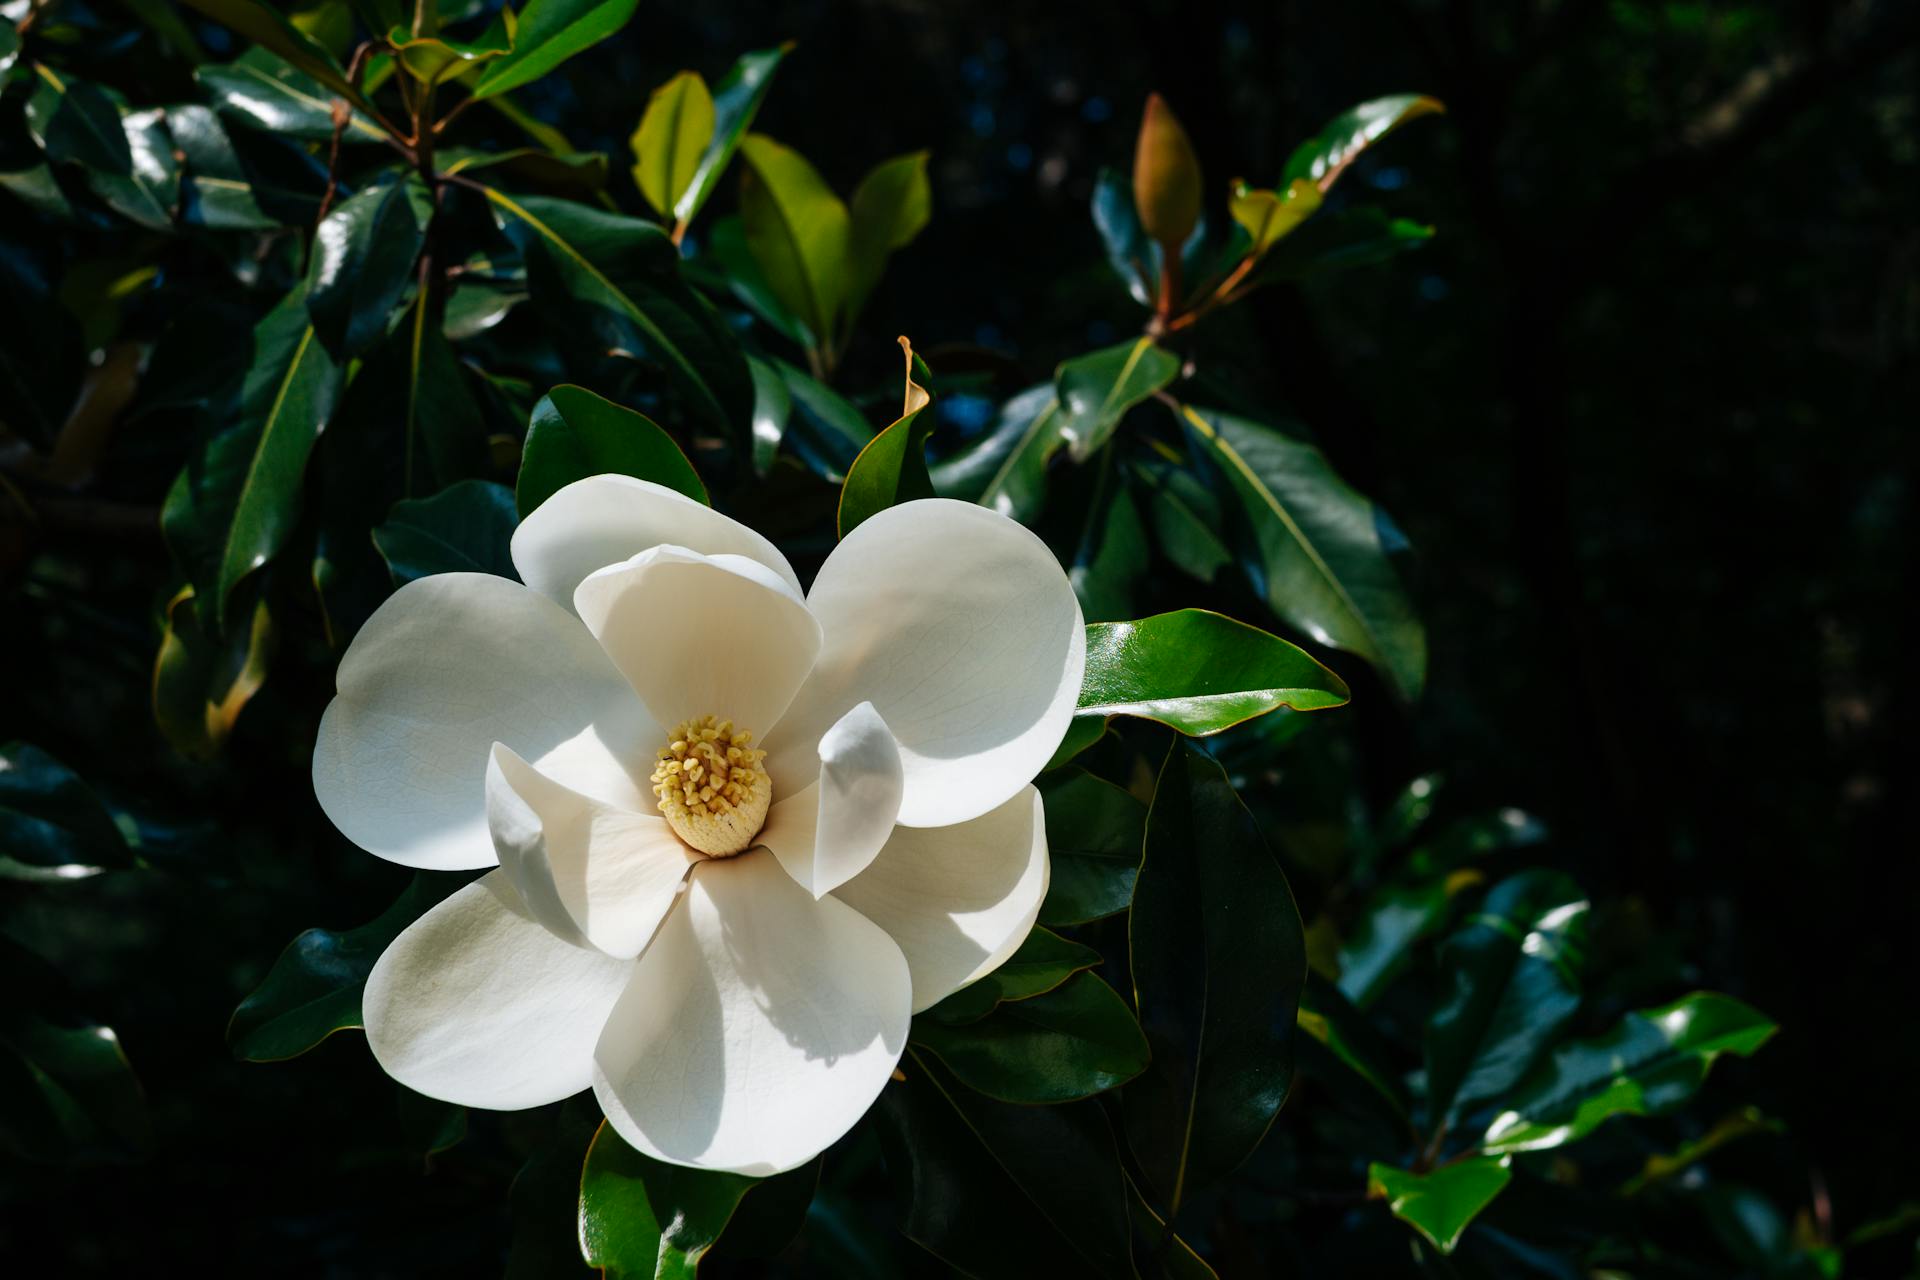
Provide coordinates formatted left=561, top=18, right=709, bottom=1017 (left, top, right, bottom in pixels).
left=764, top=500, right=1084, bottom=827
left=832, top=785, right=1049, bottom=1013
left=757, top=702, right=904, bottom=898
left=592, top=850, right=910, bottom=1175
left=487, top=745, right=698, bottom=958
left=572, top=545, right=823, bottom=737
left=313, top=574, right=657, bottom=871
left=364, top=871, right=635, bottom=1109
left=511, top=475, right=802, bottom=611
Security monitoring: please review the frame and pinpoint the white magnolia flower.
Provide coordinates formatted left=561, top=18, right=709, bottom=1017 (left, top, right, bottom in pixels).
left=312, top=476, right=1085, bottom=1175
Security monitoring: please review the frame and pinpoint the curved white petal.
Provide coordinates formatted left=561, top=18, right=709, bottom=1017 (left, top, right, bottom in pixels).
left=364, top=871, right=636, bottom=1109
left=313, top=574, right=657, bottom=871
left=757, top=702, right=904, bottom=899
left=573, top=545, right=822, bottom=737
left=832, top=785, right=1049, bottom=1013
left=487, top=745, right=698, bottom=958
left=512, top=475, right=802, bottom=611
left=764, top=500, right=1084, bottom=828
left=592, top=850, right=910, bottom=1175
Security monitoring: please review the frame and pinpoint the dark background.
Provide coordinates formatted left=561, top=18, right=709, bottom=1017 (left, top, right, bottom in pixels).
left=3, top=0, right=1914, bottom=1271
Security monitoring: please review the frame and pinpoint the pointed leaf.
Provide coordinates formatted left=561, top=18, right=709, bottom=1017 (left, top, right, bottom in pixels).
left=1091, top=167, right=1154, bottom=307
left=517, top=383, right=707, bottom=516
left=931, top=383, right=1063, bottom=523
left=630, top=71, right=715, bottom=218
left=1055, top=337, right=1180, bottom=462
left=1282, top=94, right=1444, bottom=192
left=0, top=939, right=150, bottom=1164
left=175, top=0, right=362, bottom=100
left=1228, top=178, right=1322, bottom=257
left=373, top=480, right=521, bottom=585
left=1252, top=206, right=1436, bottom=285
left=196, top=48, right=388, bottom=142
left=924, top=927, right=1103, bottom=1025
left=835, top=338, right=933, bottom=536
left=0, top=743, right=132, bottom=882
left=1037, top=768, right=1145, bottom=927
left=1367, top=1157, right=1511, bottom=1255
left=578, top=1121, right=758, bottom=1279
left=673, top=45, right=789, bottom=226
left=471, top=0, right=642, bottom=100
left=738, top=134, right=852, bottom=351
left=909, top=971, right=1149, bottom=1104
left=306, top=174, right=433, bottom=358
left=846, top=149, right=930, bottom=318
left=151, top=587, right=273, bottom=761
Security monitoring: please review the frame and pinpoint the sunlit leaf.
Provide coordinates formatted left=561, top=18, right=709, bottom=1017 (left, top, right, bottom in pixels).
left=578, top=1120, right=758, bottom=1279
left=738, top=134, right=852, bottom=352
left=1282, top=94, right=1444, bottom=192
left=195, top=48, right=387, bottom=142
left=1037, top=768, right=1144, bottom=926
left=910, top=971, right=1149, bottom=1104
left=471, top=0, right=642, bottom=100
left=517, top=383, right=708, bottom=516
left=1228, top=178, right=1322, bottom=257
left=836, top=338, right=932, bottom=536
left=846, top=149, right=930, bottom=320
left=631, top=71, right=715, bottom=219
left=305, top=174, right=433, bottom=358
left=1367, top=1157, right=1511, bottom=1255
left=1055, top=337, right=1180, bottom=462
left=373, top=480, right=520, bottom=585
left=151, top=586, right=273, bottom=761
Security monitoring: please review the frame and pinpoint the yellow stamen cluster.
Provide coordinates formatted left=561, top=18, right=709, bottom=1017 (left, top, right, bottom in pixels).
left=650, top=715, right=771, bottom=856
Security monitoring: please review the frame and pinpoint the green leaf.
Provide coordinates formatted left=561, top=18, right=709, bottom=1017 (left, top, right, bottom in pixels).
left=487, top=187, right=751, bottom=437
left=909, top=971, right=1149, bottom=1105
left=1056, top=338, right=1180, bottom=463
left=25, top=68, right=132, bottom=175
left=1282, top=94, right=1444, bottom=192
left=196, top=49, right=388, bottom=142
left=1253, top=207, right=1435, bottom=284
left=175, top=0, right=363, bottom=99
left=836, top=339, right=933, bottom=537
left=0, top=24, right=19, bottom=77
left=227, top=873, right=465, bottom=1062
left=630, top=71, right=715, bottom=218
left=151, top=586, right=273, bottom=761
left=170, top=103, right=278, bottom=229
left=517, top=383, right=707, bottom=517
left=924, top=927, right=1103, bottom=1025
left=1126, top=1174, right=1217, bottom=1278
left=1133, top=93, right=1201, bottom=253
left=471, top=0, right=642, bottom=100
left=397, top=1086, right=468, bottom=1159
left=1091, top=167, right=1153, bottom=307
left=746, top=355, right=790, bottom=476
left=306, top=174, right=434, bottom=358
left=1336, top=875, right=1471, bottom=1010
left=1070, top=463, right=1149, bottom=622
left=0, top=742, right=132, bottom=882
left=738, top=134, right=853, bottom=352
left=1228, top=178, right=1322, bottom=257
left=161, top=289, right=344, bottom=628
left=1037, top=767, right=1144, bottom=926
left=0, top=938, right=150, bottom=1164
left=1078, top=609, right=1351, bottom=735
left=930, top=384, right=1062, bottom=522
left=578, top=1120, right=758, bottom=1279
left=1126, top=741, right=1305, bottom=1212
left=1480, top=992, right=1778, bottom=1156
left=1043, top=715, right=1108, bottom=771
left=1296, top=976, right=1409, bottom=1120
left=386, top=17, right=512, bottom=83
left=1367, top=1157, right=1511, bottom=1255
left=440, top=148, right=610, bottom=199
left=507, top=1105, right=600, bottom=1279
left=1425, top=871, right=1589, bottom=1128
left=672, top=45, right=788, bottom=226
left=373, top=480, right=520, bottom=585
left=846, top=149, right=931, bottom=322
left=768, top=356, right=872, bottom=481
left=1618, top=1106, right=1781, bottom=1197
left=1180, top=404, right=1426, bottom=702
left=1136, top=460, right=1231, bottom=583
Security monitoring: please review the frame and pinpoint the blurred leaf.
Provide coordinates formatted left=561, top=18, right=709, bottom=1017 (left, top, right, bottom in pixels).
left=1126, top=741, right=1305, bottom=1212
left=1618, top=1106, right=1781, bottom=1196
left=25, top=68, right=131, bottom=175
left=507, top=1106, right=599, bottom=1279
left=846, top=149, right=930, bottom=320
left=746, top=354, right=791, bottom=476
left=1133, top=93, right=1201, bottom=255
left=1071, top=463, right=1148, bottom=622
left=0, top=25, right=18, bottom=77
left=672, top=44, right=788, bottom=226
left=1180, top=404, right=1426, bottom=702
left=1252, top=207, right=1435, bottom=285
left=195, top=48, right=387, bottom=142
left=1079, top=610, right=1351, bottom=735
left=836, top=338, right=933, bottom=536
left=1037, top=767, right=1144, bottom=926
left=1282, top=94, right=1444, bottom=191
left=440, top=148, right=610, bottom=199
left=631, top=71, right=715, bottom=218
left=1297, top=977, right=1409, bottom=1120
left=397, top=1086, right=467, bottom=1159
left=1425, top=871, right=1589, bottom=1129
left=1091, top=166, right=1153, bottom=307
left=738, top=134, right=852, bottom=353
left=170, top=103, right=278, bottom=229
left=930, top=383, right=1062, bottom=522
left=707, top=1158, right=820, bottom=1262
left=373, top=480, right=520, bottom=585
left=387, top=16, right=511, bottom=83
left=176, top=0, right=362, bottom=100
left=227, top=873, right=464, bottom=1062
left=1125, top=1176, right=1217, bottom=1278
left=578, top=1120, right=758, bottom=1279
left=1228, top=178, right=1321, bottom=257
left=768, top=355, right=871, bottom=481
left=0, top=743, right=132, bottom=882
left=517, top=383, right=707, bottom=516
left=910, top=971, right=1148, bottom=1104
left=471, top=0, right=642, bottom=99
left=306, top=174, right=433, bottom=358
left=1337, top=875, right=1468, bottom=1010
left=1055, top=338, right=1180, bottom=462
left=1481, top=992, right=1778, bottom=1156
left=1367, top=1156, right=1511, bottom=1255
left=924, top=927, right=1103, bottom=1025
left=151, top=586, right=274, bottom=762
left=1136, top=461, right=1231, bottom=583
left=702, top=214, right=811, bottom=346
left=0, top=939, right=150, bottom=1165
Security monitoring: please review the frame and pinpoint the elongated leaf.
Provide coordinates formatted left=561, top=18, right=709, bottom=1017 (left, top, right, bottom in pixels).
left=631, top=72, right=715, bottom=218
left=1136, top=460, right=1231, bottom=582
left=1297, top=977, right=1409, bottom=1120
left=386, top=17, right=512, bottom=83
left=196, top=48, right=387, bottom=142
left=1070, top=462, right=1148, bottom=622
left=578, top=1121, right=757, bottom=1279
left=1180, top=404, right=1426, bottom=702
left=1425, top=871, right=1589, bottom=1127
left=1481, top=992, right=1777, bottom=1156
left=1252, top=207, right=1436, bottom=285
left=472, top=0, right=642, bottom=99
left=1367, top=1157, right=1511, bottom=1255
left=170, top=103, right=277, bottom=229
left=440, top=148, right=610, bottom=199
left=176, top=0, right=361, bottom=99
left=924, top=927, right=1103, bottom=1025
left=673, top=45, right=788, bottom=226
left=306, top=174, right=433, bottom=358
left=1133, top=93, right=1200, bottom=253
left=1055, top=337, right=1180, bottom=461
left=151, top=586, right=273, bottom=761
left=1229, top=178, right=1322, bottom=257
left=1125, top=1175, right=1217, bottom=1278
left=929, top=383, right=1062, bottom=522
left=517, top=384, right=707, bottom=516
left=836, top=339, right=933, bottom=537
left=1091, top=166, right=1153, bottom=307
left=1336, top=875, right=1474, bottom=1010
left=910, top=971, right=1148, bottom=1104
left=0, top=939, right=150, bottom=1164
left=373, top=480, right=520, bottom=585
left=738, top=134, right=852, bottom=351
left=487, top=187, right=751, bottom=436
left=746, top=355, right=790, bottom=475
left=1619, top=1106, right=1781, bottom=1197
left=25, top=69, right=131, bottom=174
left=1282, top=94, right=1444, bottom=192
left=770, top=356, right=871, bottom=481
left=227, top=873, right=464, bottom=1061
left=846, top=149, right=930, bottom=321
left=1037, top=768, right=1144, bottom=926
left=0, top=743, right=132, bottom=882
left=1127, top=741, right=1305, bottom=1212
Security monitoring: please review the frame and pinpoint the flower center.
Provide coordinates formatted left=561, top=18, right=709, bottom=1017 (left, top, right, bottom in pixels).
left=649, top=715, right=772, bottom=857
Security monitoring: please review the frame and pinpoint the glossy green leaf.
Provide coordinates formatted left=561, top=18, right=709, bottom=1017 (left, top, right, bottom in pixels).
left=1426, top=870, right=1590, bottom=1127
left=836, top=339, right=933, bottom=537
left=1180, top=404, right=1426, bottom=702
left=930, top=383, right=1062, bottom=522
left=1070, top=461, right=1148, bottom=622
left=0, top=939, right=150, bottom=1164
left=487, top=187, right=751, bottom=437
left=910, top=971, right=1148, bottom=1104
left=1091, top=166, right=1153, bottom=307
left=175, top=0, right=361, bottom=99
left=517, top=383, right=707, bottom=517
left=306, top=175, right=433, bottom=358
left=151, top=586, right=273, bottom=761
left=1481, top=992, right=1778, bottom=1156
left=1297, top=976, right=1411, bottom=1122
left=373, top=480, right=520, bottom=585
left=631, top=71, right=715, bottom=218
left=738, top=134, right=852, bottom=351
left=0, top=25, right=18, bottom=77
left=1136, top=460, right=1231, bottom=583
left=440, top=148, right=610, bottom=199
left=196, top=49, right=387, bottom=142
left=1043, top=715, right=1109, bottom=771
left=0, top=742, right=132, bottom=882
left=767, top=356, right=871, bottom=481
left=846, top=149, right=931, bottom=321
left=471, top=0, right=642, bottom=100
left=227, top=873, right=464, bottom=1062
left=1282, top=94, right=1444, bottom=191
left=1367, top=1156, right=1511, bottom=1255
left=1336, top=874, right=1472, bottom=1010
left=578, top=1120, right=757, bottom=1279
left=1133, top=93, right=1201, bottom=253
left=1127, top=741, right=1305, bottom=1212
left=170, top=103, right=278, bottom=229
left=1253, top=206, right=1435, bottom=285
left=746, top=355, right=790, bottom=475
left=1228, top=178, right=1322, bottom=256
left=1056, top=338, right=1181, bottom=462
left=702, top=215, right=811, bottom=347
left=62, top=95, right=180, bottom=228
left=25, top=68, right=132, bottom=175
left=672, top=45, right=788, bottom=226
left=1079, top=609, right=1351, bottom=735
left=924, top=927, right=1103, bottom=1025
left=1037, top=767, right=1144, bottom=926
left=386, top=17, right=511, bottom=83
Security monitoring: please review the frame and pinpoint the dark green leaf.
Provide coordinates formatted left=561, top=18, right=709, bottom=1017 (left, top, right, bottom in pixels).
left=836, top=340, right=933, bottom=537
left=673, top=44, right=789, bottom=226
left=196, top=49, right=388, bottom=142
left=929, top=383, right=1061, bottom=522
left=151, top=586, right=274, bottom=761
left=1125, top=1175, right=1217, bottom=1279
left=0, top=939, right=150, bottom=1164
left=1127, top=741, right=1305, bottom=1211
left=1037, top=767, right=1144, bottom=926
left=1618, top=1106, right=1781, bottom=1197
left=373, top=480, right=520, bottom=585
left=397, top=1086, right=467, bottom=1159
left=1055, top=338, right=1180, bottom=462
left=306, top=175, right=433, bottom=358
left=517, top=383, right=707, bottom=517
left=1281, top=94, right=1444, bottom=191
left=1091, top=166, right=1153, bottom=307
left=578, top=1120, right=757, bottom=1279
left=1042, top=715, right=1110, bottom=772
left=910, top=971, right=1149, bottom=1104
left=170, top=103, right=278, bottom=229
left=746, top=354, right=791, bottom=475
left=26, top=69, right=132, bottom=175
left=702, top=215, right=811, bottom=349
left=1136, top=461, right=1231, bottom=583
left=1367, top=1156, right=1511, bottom=1255
left=706, top=1159, right=820, bottom=1262
left=1070, top=466, right=1149, bottom=623
left=176, top=0, right=361, bottom=100
left=440, top=147, right=610, bottom=199
left=506, top=1106, right=599, bottom=1279
left=1296, top=976, right=1409, bottom=1120
left=1252, top=207, right=1436, bottom=285
left=1336, top=875, right=1467, bottom=1010
left=471, top=0, right=642, bottom=99
left=924, top=927, right=1103, bottom=1025
left=0, top=742, right=131, bottom=882
left=769, top=356, right=871, bottom=481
